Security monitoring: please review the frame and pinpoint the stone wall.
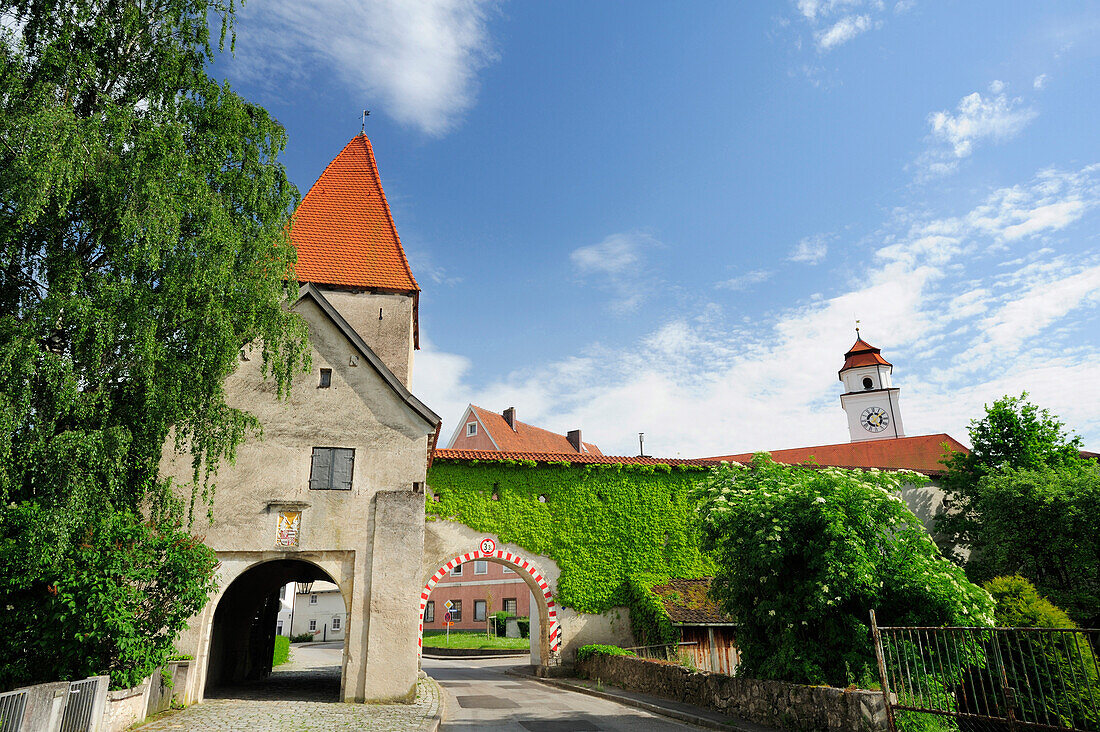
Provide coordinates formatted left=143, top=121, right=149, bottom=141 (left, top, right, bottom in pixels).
left=102, top=679, right=151, bottom=732
left=577, top=653, right=888, bottom=732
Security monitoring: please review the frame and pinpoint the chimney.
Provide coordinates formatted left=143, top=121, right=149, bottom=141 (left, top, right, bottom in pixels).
left=502, top=407, right=517, bottom=430
left=567, top=429, right=582, bottom=452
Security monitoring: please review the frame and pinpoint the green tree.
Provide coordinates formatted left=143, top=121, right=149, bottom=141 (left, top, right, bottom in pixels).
left=694, top=456, right=993, bottom=687
left=937, top=395, right=1098, bottom=625
left=0, top=0, right=309, bottom=689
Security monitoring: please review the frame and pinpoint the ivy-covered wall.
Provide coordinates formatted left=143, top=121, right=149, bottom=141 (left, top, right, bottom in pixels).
left=426, top=459, right=716, bottom=631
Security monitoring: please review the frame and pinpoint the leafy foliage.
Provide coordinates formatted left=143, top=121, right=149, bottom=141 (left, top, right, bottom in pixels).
left=427, top=460, right=715, bottom=616
left=938, top=395, right=1099, bottom=627
left=0, top=0, right=308, bottom=689
left=694, top=455, right=993, bottom=687
left=624, top=575, right=680, bottom=646
left=576, top=644, right=636, bottom=663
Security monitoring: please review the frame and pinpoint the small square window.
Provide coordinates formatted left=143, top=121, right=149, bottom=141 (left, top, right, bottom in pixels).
left=474, top=560, right=488, bottom=575
left=310, top=594, right=318, bottom=605
left=331, top=616, right=341, bottom=630
left=450, top=600, right=461, bottom=621
left=308, top=619, right=317, bottom=631
left=451, top=564, right=463, bottom=576
left=309, top=447, right=354, bottom=490
left=466, top=422, right=477, bottom=436
left=502, top=565, right=514, bottom=574
left=425, top=601, right=435, bottom=623
left=503, top=598, right=517, bottom=614
left=474, top=600, right=487, bottom=621
left=319, top=368, right=332, bottom=388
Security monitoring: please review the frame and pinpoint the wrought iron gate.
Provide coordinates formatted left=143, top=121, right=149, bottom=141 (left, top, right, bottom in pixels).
left=870, top=611, right=1100, bottom=731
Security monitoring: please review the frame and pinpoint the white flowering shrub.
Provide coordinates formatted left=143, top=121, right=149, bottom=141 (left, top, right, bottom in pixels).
left=694, top=454, right=994, bottom=687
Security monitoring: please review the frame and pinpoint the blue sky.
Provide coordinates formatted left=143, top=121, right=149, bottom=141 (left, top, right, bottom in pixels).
left=215, top=1, right=1100, bottom=456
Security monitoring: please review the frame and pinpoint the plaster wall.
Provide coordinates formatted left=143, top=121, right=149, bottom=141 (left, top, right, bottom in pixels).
left=165, top=294, right=434, bottom=704
left=320, top=288, right=415, bottom=388
left=841, top=388, right=905, bottom=441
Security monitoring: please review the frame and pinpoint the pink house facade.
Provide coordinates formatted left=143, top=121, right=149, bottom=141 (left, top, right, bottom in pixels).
left=422, top=559, right=533, bottom=632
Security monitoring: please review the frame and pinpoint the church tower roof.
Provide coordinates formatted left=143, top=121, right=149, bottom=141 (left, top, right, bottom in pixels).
left=839, top=337, right=892, bottom=374
left=290, top=134, right=419, bottom=294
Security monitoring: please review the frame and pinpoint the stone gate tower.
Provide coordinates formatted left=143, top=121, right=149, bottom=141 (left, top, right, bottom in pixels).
left=167, top=134, right=440, bottom=704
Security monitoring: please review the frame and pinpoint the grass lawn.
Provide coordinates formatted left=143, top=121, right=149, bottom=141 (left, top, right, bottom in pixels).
left=421, top=631, right=530, bottom=650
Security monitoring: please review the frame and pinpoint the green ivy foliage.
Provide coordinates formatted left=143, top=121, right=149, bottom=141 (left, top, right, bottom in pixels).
left=625, top=575, right=680, bottom=646
left=694, top=455, right=994, bottom=687
left=427, top=460, right=715, bottom=615
left=576, top=644, right=636, bottom=663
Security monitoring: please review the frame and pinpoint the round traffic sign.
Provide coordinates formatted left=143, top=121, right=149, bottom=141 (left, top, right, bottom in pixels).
left=479, top=537, right=496, bottom=554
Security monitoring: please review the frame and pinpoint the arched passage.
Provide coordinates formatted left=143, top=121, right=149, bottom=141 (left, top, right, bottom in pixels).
left=418, top=540, right=561, bottom=664
left=206, top=558, right=344, bottom=694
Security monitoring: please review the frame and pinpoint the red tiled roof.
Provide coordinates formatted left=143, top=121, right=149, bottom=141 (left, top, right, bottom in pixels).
left=706, top=433, right=967, bottom=476
left=651, top=578, right=732, bottom=625
left=840, top=338, right=891, bottom=373
left=468, top=405, right=604, bottom=455
left=432, top=448, right=721, bottom=467
left=290, top=134, right=418, bottom=293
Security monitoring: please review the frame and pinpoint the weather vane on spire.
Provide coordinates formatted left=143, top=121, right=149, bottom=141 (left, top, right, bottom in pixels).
left=361, top=109, right=370, bottom=134
left=855, top=319, right=861, bottom=339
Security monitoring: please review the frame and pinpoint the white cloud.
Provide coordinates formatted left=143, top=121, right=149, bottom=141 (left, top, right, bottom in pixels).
left=816, top=14, right=872, bottom=51
left=716, top=269, right=772, bottom=291
left=917, top=82, right=1038, bottom=179
left=787, top=1, right=893, bottom=54
left=570, top=232, right=660, bottom=313
left=1033, top=73, right=1049, bottom=90
left=414, top=165, right=1100, bottom=457
left=226, top=0, right=498, bottom=136
left=789, top=234, right=829, bottom=264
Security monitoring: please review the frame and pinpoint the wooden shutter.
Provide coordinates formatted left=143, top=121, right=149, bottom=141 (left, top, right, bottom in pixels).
left=310, top=447, right=333, bottom=490
left=332, top=448, right=354, bottom=490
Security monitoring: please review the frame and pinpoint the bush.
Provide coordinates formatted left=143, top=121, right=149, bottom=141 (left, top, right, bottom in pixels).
left=516, top=617, right=530, bottom=638
left=694, top=456, right=994, bottom=687
left=290, top=632, right=315, bottom=643
left=272, top=635, right=291, bottom=667
left=983, top=576, right=1100, bottom=727
left=576, top=644, right=635, bottom=663
left=491, top=611, right=514, bottom=637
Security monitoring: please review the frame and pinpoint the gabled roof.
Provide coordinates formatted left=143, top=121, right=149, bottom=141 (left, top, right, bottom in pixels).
left=840, top=337, right=892, bottom=374
left=290, top=134, right=419, bottom=294
left=432, top=449, right=720, bottom=467
left=706, top=433, right=967, bottom=476
left=456, top=405, right=603, bottom=455
left=651, top=578, right=733, bottom=625
left=295, top=284, right=439, bottom=430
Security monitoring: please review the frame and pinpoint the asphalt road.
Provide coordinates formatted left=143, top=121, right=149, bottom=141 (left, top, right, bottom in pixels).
left=422, top=655, right=700, bottom=731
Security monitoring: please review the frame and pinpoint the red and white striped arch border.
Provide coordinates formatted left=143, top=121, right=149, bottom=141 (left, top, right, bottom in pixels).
left=418, top=549, right=561, bottom=654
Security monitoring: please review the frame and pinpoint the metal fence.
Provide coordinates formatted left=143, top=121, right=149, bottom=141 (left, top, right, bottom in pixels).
left=59, top=678, right=99, bottom=732
left=870, top=610, right=1100, bottom=731
left=0, top=690, right=27, bottom=732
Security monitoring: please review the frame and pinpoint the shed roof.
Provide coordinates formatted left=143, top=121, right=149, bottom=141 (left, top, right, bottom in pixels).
left=651, top=578, right=732, bottom=625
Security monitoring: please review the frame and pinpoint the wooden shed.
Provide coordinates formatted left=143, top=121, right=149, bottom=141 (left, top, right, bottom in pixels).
left=651, top=578, right=739, bottom=675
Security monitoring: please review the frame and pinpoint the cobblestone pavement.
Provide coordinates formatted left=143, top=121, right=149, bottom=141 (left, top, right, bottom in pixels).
left=138, top=648, right=440, bottom=731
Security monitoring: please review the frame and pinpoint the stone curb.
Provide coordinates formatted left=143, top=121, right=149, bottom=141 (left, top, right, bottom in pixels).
left=506, top=668, right=765, bottom=732
left=422, top=647, right=529, bottom=659
left=423, top=676, right=445, bottom=732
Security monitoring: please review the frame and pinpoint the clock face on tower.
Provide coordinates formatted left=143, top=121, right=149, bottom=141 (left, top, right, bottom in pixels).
left=860, top=406, right=890, bottom=433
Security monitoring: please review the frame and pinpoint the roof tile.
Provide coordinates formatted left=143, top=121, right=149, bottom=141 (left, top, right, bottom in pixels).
left=469, top=405, right=603, bottom=455
left=707, top=433, right=967, bottom=475
left=432, top=448, right=721, bottom=467
left=651, top=578, right=732, bottom=625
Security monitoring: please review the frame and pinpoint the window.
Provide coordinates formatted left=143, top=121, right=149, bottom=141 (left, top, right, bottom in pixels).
left=862, top=376, right=874, bottom=390
left=279, top=585, right=286, bottom=599
left=450, top=564, right=463, bottom=576
left=308, top=619, right=317, bottom=631
left=319, top=368, right=332, bottom=388
left=503, top=598, right=517, bottom=614
left=466, top=422, right=477, bottom=436
left=450, top=600, right=462, bottom=622
left=502, top=565, right=514, bottom=574
left=425, top=601, right=435, bottom=623
left=310, top=594, right=318, bottom=605
left=331, top=616, right=341, bottom=631
left=474, top=560, right=488, bottom=575
left=277, top=620, right=284, bottom=635
left=309, top=447, right=354, bottom=490
left=474, top=600, right=487, bottom=621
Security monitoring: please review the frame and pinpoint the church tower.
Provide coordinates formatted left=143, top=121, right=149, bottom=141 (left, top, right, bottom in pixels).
left=290, top=133, right=420, bottom=387
left=839, top=335, right=905, bottom=442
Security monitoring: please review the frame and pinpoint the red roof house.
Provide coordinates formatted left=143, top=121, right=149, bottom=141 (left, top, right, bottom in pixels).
left=446, top=405, right=604, bottom=455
